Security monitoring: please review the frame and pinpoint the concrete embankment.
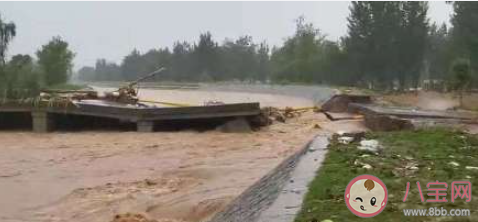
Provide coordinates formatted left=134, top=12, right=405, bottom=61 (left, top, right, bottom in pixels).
left=208, top=135, right=329, bottom=222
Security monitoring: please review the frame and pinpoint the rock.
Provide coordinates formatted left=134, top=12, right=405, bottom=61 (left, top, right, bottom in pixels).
left=358, top=139, right=380, bottom=152
left=466, top=166, right=478, bottom=170
left=393, top=163, right=419, bottom=177
left=362, top=164, right=373, bottom=169
left=338, top=136, right=354, bottom=144
left=354, top=159, right=373, bottom=169
left=448, top=162, right=460, bottom=167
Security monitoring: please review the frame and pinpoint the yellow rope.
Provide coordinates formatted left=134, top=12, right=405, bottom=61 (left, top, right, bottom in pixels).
left=139, top=99, right=192, bottom=107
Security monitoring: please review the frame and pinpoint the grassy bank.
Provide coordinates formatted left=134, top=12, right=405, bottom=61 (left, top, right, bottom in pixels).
left=295, top=128, right=478, bottom=222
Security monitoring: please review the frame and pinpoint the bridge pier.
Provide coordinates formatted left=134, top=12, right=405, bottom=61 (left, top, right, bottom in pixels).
left=32, top=112, right=54, bottom=133
left=137, top=121, right=154, bottom=132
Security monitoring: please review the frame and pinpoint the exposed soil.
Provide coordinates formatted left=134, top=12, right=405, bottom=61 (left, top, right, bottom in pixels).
left=0, top=87, right=337, bottom=222
left=380, top=91, right=478, bottom=111
left=378, top=91, right=478, bottom=134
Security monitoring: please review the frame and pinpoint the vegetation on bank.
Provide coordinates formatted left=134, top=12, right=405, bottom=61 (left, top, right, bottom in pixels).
left=295, top=128, right=478, bottom=222
left=78, top=2, right=478, bottom=91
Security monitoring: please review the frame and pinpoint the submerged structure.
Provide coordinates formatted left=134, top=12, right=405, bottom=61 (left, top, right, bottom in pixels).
left=0, top=68, right=262, bottom=132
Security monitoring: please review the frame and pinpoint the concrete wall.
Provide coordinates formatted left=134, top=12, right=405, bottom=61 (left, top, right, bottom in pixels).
left=207, top=140, right=312, bottom=222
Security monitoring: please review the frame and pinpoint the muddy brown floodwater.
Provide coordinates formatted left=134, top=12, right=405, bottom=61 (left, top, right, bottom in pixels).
left=0, top=87, right=346, bottom=222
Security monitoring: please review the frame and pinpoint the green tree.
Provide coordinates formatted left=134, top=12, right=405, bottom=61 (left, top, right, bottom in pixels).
left=451, top=2, right=478, bottom=84
left=343, top=1, right=373, bottom=86
left=0, top=14, right=16, bottom=65
left=344, top=1, right=429, bottom=90
left=256, top=41, right=270, bottom=82
left=193, top=32, right=220, bottom=81
left=271, top=16, right=327, bottom=83
left=36, top=37, right=75, bottom=86
left=0, top=14, right=16, bottom=95
left=3, top=54, right=40, bottom=98
left=78, top=66, right=96, bottom=81
left=399, top=1, right=429, bottom=88
left=95, top=59, right=121, bottom=81
left=450, top=58, right=472, bottom=106
left=121, top=49, right=142, bottom=81
left=171, top=41, right=193, bottom=81
left=220, top=36, right=259, bottom=81
left=425, top=23, right=453, bottom=81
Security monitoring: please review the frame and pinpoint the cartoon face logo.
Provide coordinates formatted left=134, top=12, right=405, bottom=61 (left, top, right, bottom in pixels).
left=345, top=175, right=388, bottom=217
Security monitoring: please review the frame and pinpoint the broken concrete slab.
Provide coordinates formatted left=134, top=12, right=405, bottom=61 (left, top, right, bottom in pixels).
left=358, top=139, right=381, bottom=152
left=349, top=103, right=478, bottom=121
left=363, top=113, right=414, bottom=131
left=348, top=102, right=478, bottom=131
left=1, top=102, right=262, bottom=132
left=322, top=111, right=363, bottom=121
left=322, top=94, right=372, bottom=113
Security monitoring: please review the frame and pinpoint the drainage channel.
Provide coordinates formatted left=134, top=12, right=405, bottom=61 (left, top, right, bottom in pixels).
left=256, top=134, right=330, bottom=222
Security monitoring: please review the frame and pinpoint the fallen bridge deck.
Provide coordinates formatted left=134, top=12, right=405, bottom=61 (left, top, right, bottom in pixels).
left=0, top=101, right=261, bottom=132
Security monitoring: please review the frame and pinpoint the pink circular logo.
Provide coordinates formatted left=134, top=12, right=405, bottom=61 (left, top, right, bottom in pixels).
left=345, top=174, right=388, bottom=217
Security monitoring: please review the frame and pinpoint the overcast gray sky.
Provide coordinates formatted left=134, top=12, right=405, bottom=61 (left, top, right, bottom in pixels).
left=0, top=1, right=452, bottom=69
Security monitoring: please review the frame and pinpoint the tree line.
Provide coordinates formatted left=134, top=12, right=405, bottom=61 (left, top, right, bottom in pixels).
left=78, top=2, right=478, bottom=90
left=1, top=2, right=478, bottom=94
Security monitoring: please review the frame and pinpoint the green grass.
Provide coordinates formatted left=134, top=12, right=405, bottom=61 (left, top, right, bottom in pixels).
left=295, top=128, right=478, bottom=222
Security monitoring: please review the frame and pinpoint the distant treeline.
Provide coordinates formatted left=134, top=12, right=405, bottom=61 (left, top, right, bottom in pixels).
left=79, top=2, right=478, bottom=90
left=1, top=2, right=478, bottom=93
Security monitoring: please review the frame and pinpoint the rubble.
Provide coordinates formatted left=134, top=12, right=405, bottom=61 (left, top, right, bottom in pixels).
left=321, top=94, right=371, bottom=112
left=362, top=164, right=373, bottom=169
left=448, top=161, right=460, bottom=167
left=357, top=139, right=381, bottom=152
left=338, top=136, right=354, bottom=144
left=363, top=113, right=414, bottom=131
left=466, top=166, right=478, bottom=170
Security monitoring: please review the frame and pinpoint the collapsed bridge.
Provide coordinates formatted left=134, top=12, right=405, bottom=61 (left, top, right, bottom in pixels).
left=0, top=68, right=265, bottom=133
left=0, top=100, right=261, bottom=132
